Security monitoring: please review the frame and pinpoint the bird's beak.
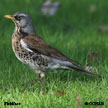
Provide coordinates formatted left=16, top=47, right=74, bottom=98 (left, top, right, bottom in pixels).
left=4, top=15, right=15, bottom=20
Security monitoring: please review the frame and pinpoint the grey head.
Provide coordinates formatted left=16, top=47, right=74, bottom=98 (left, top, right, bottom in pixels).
left=5, top=12, right=36, bottom=35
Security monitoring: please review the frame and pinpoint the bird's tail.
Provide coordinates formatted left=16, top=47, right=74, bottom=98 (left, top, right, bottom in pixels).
left=52, top=58, right=101, bottom=77
left=57, top=60, right=101, bottom=77
left=68, top=63, right=101, bottom=77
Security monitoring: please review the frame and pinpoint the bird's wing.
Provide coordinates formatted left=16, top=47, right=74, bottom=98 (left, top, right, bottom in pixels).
left=21, top=35, right=80, bottom=65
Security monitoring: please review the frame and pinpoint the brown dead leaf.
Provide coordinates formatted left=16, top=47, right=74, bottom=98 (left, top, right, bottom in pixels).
left=56, top=90, right=66, bottom=96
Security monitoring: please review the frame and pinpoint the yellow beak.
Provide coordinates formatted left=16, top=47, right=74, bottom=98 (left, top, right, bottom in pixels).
left=4, top=15, right=15, bottom=20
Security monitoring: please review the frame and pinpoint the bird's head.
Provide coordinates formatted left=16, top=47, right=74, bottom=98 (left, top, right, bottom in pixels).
left=4, top=12, right=35, bottom=35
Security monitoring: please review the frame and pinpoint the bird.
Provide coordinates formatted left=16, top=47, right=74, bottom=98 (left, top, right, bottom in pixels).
left=41, top=0, right=60, bottom=16
left=4, top=12, right=100, bottom=81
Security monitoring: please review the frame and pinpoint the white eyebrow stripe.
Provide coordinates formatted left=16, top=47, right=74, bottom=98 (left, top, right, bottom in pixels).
left=20, top=39, right=33, bottom=52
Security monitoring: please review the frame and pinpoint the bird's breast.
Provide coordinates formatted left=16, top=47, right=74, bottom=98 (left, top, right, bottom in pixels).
left=12, top=35, right=27, bottom=63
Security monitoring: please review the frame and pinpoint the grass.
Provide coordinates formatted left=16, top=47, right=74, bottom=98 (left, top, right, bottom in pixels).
left=0, top=0, right=108, bottom=108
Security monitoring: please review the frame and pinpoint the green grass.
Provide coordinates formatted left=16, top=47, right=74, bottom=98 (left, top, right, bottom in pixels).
left=0, top=0, right=108, bottom=108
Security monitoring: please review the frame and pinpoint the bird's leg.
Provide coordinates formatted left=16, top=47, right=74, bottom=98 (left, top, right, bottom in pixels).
left=39, top=72, right=49, bottom=93
left=39, top=72, right=48, bottom=85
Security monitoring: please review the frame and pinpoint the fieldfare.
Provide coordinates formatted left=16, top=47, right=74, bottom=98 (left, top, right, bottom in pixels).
left=4, top=12, right=100, bottom=80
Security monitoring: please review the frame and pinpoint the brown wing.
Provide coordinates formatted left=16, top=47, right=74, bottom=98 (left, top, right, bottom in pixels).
left=23, top=35, right=80, bottom=65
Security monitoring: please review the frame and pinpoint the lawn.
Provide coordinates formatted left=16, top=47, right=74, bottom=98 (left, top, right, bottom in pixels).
left=0, top=0, right=108, bottom=108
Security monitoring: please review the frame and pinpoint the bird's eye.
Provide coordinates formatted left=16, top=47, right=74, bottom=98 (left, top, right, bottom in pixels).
left=15, top=16, right=23, bottom=21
